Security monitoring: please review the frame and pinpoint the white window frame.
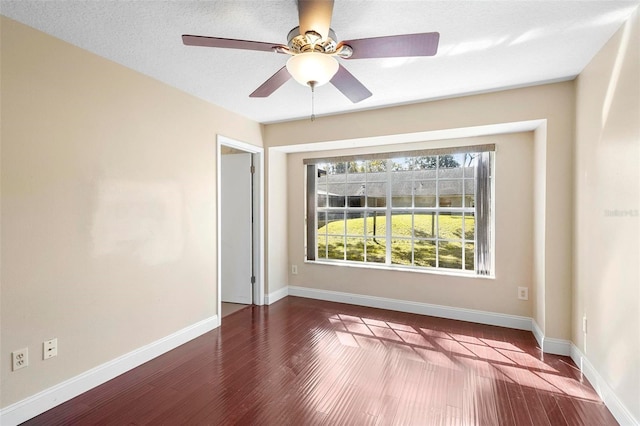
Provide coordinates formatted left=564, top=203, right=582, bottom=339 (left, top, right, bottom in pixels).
left=306, top=146, right=494, bottom=276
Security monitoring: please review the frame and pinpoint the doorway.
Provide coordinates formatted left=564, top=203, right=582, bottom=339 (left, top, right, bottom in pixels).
left=217, top=135, right=264, bottom=322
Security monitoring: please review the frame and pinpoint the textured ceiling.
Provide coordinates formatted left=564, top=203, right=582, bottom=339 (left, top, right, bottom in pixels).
left=1, top=1, right=638, bottom=123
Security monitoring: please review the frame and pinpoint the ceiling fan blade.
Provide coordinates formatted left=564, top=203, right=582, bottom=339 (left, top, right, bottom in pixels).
left=182, top=35, right=284, bottom=53
left=249, top=67, right=292, bottom=98
left=298, top=0, right=334, bottom=40
left=341, top=32, right=440, bottom=59
left=330, top=64, right=372, bottom=103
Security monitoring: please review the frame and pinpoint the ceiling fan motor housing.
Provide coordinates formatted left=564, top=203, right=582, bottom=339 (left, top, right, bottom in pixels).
left=287, top=26, right=338, bottom=54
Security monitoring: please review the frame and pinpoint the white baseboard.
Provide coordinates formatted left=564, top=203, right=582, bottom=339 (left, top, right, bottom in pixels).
left=542, top=337, right=571, bottom=356
left=0, top=315, right=220, bottom=426
left=265, top=286, right=289, bottom=305
left=288, top=286, right=532, bottom=331
left=532, top=319, right=544, bottom=348
left=531, top=320, right=571, bottom=356
left=570, top=344, right=639, bottom=426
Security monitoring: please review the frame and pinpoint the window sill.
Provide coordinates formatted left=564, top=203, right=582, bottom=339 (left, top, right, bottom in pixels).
left=304, top=259, right=495, bottom=279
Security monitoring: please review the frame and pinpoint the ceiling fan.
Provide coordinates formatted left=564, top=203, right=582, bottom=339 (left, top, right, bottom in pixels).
left=182, top=0, right=439, bottom=104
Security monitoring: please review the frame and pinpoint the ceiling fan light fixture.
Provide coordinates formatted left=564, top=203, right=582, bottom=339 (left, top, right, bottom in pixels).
left=286, top=52, right=339, bottom=87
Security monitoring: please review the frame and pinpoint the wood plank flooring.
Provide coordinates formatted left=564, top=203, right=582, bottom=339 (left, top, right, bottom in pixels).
left=23, top=297, right=616, bottom=425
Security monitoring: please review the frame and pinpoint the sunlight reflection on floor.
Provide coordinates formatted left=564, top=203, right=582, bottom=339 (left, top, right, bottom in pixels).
left=327, top=311, right=602, bottom=406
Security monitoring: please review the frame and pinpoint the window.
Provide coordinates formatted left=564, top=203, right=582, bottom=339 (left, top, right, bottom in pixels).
left=305, top=145, right=494, bottom=275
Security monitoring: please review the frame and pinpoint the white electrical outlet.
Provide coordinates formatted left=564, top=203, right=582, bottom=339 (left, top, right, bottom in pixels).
left=12, top=348, right=29, bottom=371
left=291, top=264, right=298, bottom=275
left=517, top=287, right=529, bottom=300
left=43, top=338, right=58, bottom=360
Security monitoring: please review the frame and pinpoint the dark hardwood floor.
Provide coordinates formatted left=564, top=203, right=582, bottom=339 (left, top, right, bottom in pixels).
left=23, top=296, right=616, bottom=425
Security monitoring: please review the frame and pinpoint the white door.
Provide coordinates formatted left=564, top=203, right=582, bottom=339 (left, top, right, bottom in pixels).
left=221, top=152, right=253, bottom=304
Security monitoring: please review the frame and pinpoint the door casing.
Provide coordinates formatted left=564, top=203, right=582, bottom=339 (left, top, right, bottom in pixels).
left=216, top=135, right=265, bottom=321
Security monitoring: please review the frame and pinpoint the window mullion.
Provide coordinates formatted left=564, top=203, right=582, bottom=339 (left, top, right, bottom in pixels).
left=342, top=174, right=347, bottom=261
left=411, top=170, right=416, bottom=266
left=461, top=171, right=466, bottom=270
left=385, top=159, right=392, bottom=265
left=435, top=157, right=439, bottom=268
left=462, top=210, right=466, bottom=270
left=363, top=169, right=368, bottom=263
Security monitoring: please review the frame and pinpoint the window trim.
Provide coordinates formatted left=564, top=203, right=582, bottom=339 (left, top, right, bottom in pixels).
left=303, top=143, right=495, bottom=165
left=305, top=258, right=495, bottom=279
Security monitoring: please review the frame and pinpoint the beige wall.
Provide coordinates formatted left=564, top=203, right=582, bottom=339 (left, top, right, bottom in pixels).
left=266, top=149, right=289, bottom=294
left=286, top=134, right=534, bottom=316
left=265, top=81, right=575, bottom=340
left=0, top=17, right=263, bottom=407
left=574, top=8, right=639, bottom=420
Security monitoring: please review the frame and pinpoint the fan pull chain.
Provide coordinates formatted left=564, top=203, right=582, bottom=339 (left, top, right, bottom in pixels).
left=309, top=81, right=316, bottom=121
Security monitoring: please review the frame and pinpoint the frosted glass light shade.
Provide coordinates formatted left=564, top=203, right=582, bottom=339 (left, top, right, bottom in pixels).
left=286, top=52, right=339, bottom=87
